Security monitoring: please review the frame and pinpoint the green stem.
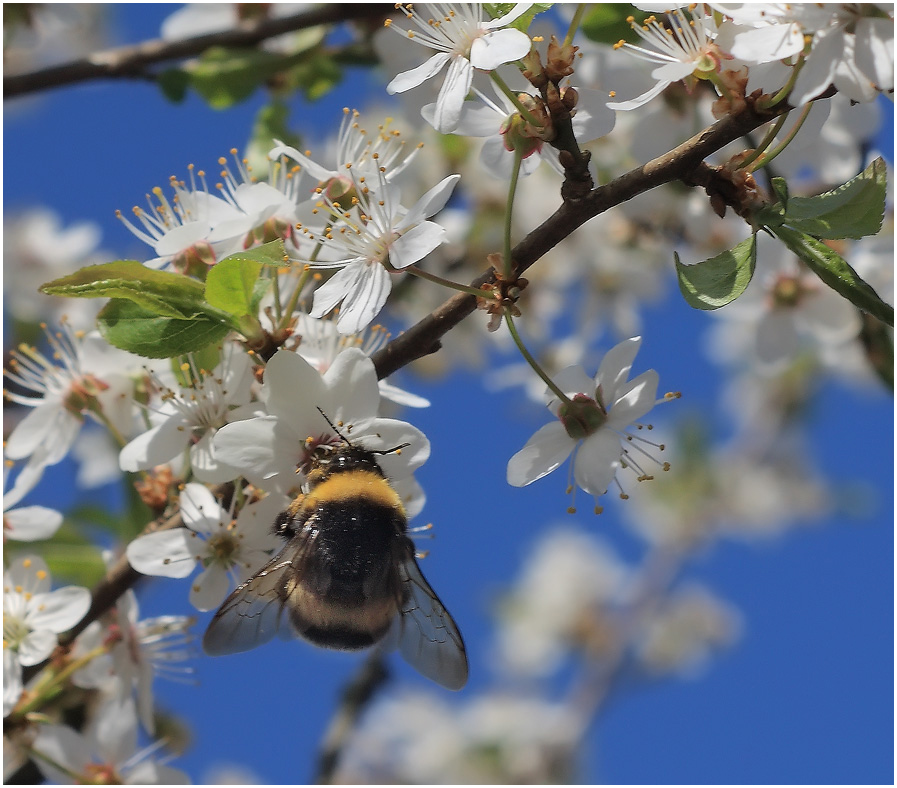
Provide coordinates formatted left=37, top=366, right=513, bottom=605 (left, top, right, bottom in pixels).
left=749, top=102, right=813, bottom=171
left=13, top=644, right=109, bottom=717
left=564, top=4, right=586, bottom=47
left=504, top=308, right=570, bottom=404
left=403, top=265, right=490, bottom=298
left=736, top=112, right=790, bottom=171
left=503, top=147, right=525, bottom=279
left=271, top=266, right=283, bottom=324
left=491, top=71, right=541, bottom=126
left=25, top=746, right=90, bottom=784
left=278, top=263, right=313, bottom=329
left=756, top=49, right=806, bottom=110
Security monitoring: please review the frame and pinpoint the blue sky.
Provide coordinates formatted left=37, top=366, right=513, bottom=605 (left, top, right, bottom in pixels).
left=4, top=5, right=893, bottom=784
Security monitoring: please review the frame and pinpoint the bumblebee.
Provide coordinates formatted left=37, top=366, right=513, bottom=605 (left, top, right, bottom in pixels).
left=203, top=411, right=468, bottom=691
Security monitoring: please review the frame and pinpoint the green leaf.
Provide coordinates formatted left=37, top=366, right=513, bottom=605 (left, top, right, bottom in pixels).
left=171, top=344, right=222, bottom=386
left=97, top=298, right=231, bottom=359
left=205, top=256, right=263, bottom=318
left=40, top=261, right=207, bottom=319
left=486, top=3, right=552, bottom=32
left=770, top=176, right=789, bottom=208
left=226, top=239, right=288, bottom=268
left=773, top=225, right=894, bottom=326
left=581, top=4, right=641, bottom=45
left=782, top=157, right=887, bottom=240
left=283, top=52, right=342, bottom=101
left=675, top=235, right=757, bottom=310
left=158, top=67, right=190, bottom=103
left=187, top=47, right=290, bottom=109
left=6, top=520, right=106, bottom=587
left=246, top=101, right=301, bottom=173
left=251, top=276, right=273, bottom=314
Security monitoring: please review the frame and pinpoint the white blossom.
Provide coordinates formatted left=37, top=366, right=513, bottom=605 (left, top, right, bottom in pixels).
left=296, top=169, right=460, bottom=334
left=126, top=483, right=286, bottom=612
left=3, top=556, right=91, bottom=716
left=507, top=337, right=673, bottom=509
left=385, top=3, right=535, bottom=132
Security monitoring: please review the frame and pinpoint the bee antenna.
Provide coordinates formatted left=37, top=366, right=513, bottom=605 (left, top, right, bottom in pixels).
left=316, top=407, right=410, bottom=456
left=316, top=406, right=352, bottom=443
left=372, top=442, right=411, bottom=456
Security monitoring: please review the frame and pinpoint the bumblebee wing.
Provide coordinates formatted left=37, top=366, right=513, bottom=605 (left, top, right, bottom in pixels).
left=202, top=549, right=298, bottom=656
left=393, top=542, right=468, bottom=691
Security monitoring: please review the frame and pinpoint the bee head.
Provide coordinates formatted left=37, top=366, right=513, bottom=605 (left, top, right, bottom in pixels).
left=307, top=408, right=410, bottom=479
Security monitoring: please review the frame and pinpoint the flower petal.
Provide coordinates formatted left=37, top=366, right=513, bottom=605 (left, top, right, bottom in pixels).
left=390, top=221, right=447, bottom=269
left=119, top=416, right=189, bottom=472
left=336, top=262, right=392, bottom=335
left=608, top=369, right=659, bottom=427
left=386, top=52, right=451, bottom=94
left=432, top=56, right=473, bottom=133
left=189, top=565, right=231, bottom=612
left=574, top=429, right=622, bottom=497
left=179, top=482, right=224, bottom=534
left=126, top=529, right=196, bottom=578
left=264, top=349, right=328, bottom=428
left=470, top=28, right=532, bottom=69
left=4, top=505, right=63, bottom=542
left=325, top=348, right=381, bottom=423
left=310, top=262, right=366, bottom=318
left=596, top=336, right=642, bottom=405
left=507, top=421, right=573, bottom=486
left=25, top=586, right=91, bottom=636
left=398, top=174, right=461, bottom=229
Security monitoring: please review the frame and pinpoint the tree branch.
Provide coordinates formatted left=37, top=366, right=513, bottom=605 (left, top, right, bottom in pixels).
left=26, top=95, right=789, bottom=682
left=4, top=4, right=391, bottom=98
left=372, top=95, right=788, bottom=379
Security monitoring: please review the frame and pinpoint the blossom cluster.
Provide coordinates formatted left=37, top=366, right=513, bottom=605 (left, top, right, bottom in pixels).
left=3, top=2, right=893, bottom=784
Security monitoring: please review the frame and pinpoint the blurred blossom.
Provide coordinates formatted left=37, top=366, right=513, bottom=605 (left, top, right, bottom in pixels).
left=706, top=234, right=862, bottom=371
left=71, top=590, right=194, bottom=734
left=494, top=526, right=629, bottom=677
left=635, top=585, right=741, bottom=677
left=4, top=323, right=138, bottom=481
left=623, top=436, right=830, bottom=548
left=3, top=462, right=63, bottom=542
left=767, top=94, right=882, bottom=187
left=3, top=556, right=91, bottom=716
left=31, top=695, right=189, bottom=784
left=71, top=428, right=126, bottom=489
left=3, top=209, right=105, bottom=324
left=161, top=3, right=311, bottom=51
left=718, top=3, right=894, bottom=105
left=336, top=689, right=578, bottom=783
left=4, top=4, right=108, bottom=74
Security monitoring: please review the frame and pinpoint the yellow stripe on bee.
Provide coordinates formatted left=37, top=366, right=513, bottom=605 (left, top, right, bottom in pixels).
left=308, top=470, right=405, bottom=514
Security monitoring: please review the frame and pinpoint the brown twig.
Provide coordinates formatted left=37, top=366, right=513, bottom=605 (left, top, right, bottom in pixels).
left=25, top=91, right=790, bottom=686
left=315, top=653, right=390, bottom=784
left=4, top=4, right=391, bottom=98
left=372, top=94, right=787, bottom=379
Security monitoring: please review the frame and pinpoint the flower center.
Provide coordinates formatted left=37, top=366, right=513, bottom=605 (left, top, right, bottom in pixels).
left=205, top=530, right=239, bottom=567
left=558, top=393, right=608, bottom=440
